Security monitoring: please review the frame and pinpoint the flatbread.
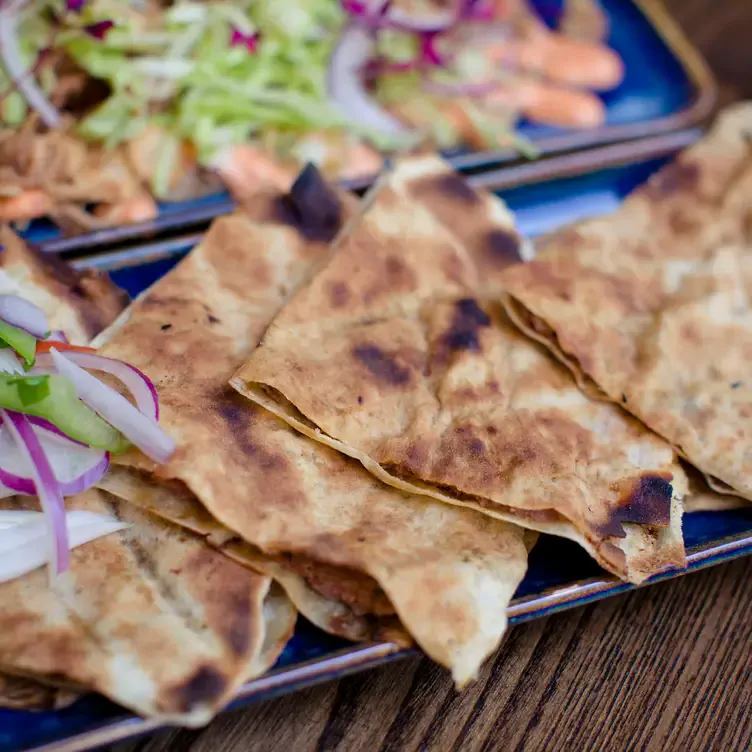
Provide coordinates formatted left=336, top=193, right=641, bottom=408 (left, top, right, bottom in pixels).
left=95, top=176, right=407, bottom=644
left=0, top=226, right=128, bottom=345
left=0, top=489, right=281, bottom=726
left=93, top=169, right=533, bottom=687
left=683, top=468, right=749, bottom=513
left=0, top=579, right=293, bottom=715
left=501, top=103, right=752, bottom=501
left=0, top=588, right=298, bottom=713
left=389, top=154, right=535, bottom=269
left=0, top=227, right=130, bottom=709
left=234, top=155, right=687, bottom=584
left=247, top=582, right=298, bottom=677
left=98, top=466, right=408, bottom=646
left=0, top=672, right=81, bottom=711
left=0, top=234, right=292, bottom=721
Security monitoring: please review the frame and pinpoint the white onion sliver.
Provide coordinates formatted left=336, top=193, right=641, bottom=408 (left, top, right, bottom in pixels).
left=45, top=330, right=69, bottom=344
left=0, top=295, right=50, bottom=339
left=0, top=422, right=109, bottom=496
left=0, top=483, right=17, bottom=500
left=34, top=351, right=159, bottom=420
left=36, top=351, right=159, bottom=421
left=0, top=511, right=129, bottom=584
left=0, top=6, right=62, bottom=129
left=50, top=349, right=175, bottom=464
left=0, top=516, right=48, bottom=555
left=0, top=348, right=22, bottom=374
left=0, top=409, right=68, bottom=580
left=328, top=25, right=406, bottom=136
left=0, top=510, right=44, bottom=529
left=0, top=423, right=105, bottom=483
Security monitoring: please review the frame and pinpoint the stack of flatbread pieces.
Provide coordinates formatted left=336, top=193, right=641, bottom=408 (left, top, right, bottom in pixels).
left=0, top=490, right=292, bottom=724
left=501, top=102, right=752, bottom=512
left=234, top=155, right=688, bottom=584
left=8, top=102, right=751, bottom=723
left=0, top=233, right=293, bottom=724
left=94, top=168, right=534, bottom=688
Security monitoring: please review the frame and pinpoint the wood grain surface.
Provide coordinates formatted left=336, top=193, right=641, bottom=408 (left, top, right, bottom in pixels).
left=115, top=2, right=752, bottom=750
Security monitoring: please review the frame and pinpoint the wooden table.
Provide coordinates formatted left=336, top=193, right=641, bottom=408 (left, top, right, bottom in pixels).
left=117, top=2, right=752, bottom=750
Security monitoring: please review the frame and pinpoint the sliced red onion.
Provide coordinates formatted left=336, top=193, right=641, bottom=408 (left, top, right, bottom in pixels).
left=83, top=20, right=115, bottom=40
left=0, top=348, right=23, bottom=374
left=344, top=0, right=457, bottom=32
left=0, top=409, right=68, bottom=581
left=364, top=57, right=419, bottom=78
left=45, top=330, right=69, bottom=344
left=342, top=0, right=494, bottom=33
left=363, top=37, right=444, bottom=78
left=50, top=348, right=175, bottom=464
left=26, top=415, right=87, bottom=446
left=0, top=510, right=128, bottom=585
left=461, top=0, right=494, bottom=21
left=230, top=28, right=260, bottom=52
left=340, top=0, right=392, bottom=26
left=0, top=294, right=50, bottom=339
left=0, top=421, right=109, bottom=495
left=341, top=0, right=369, bottom=14
left=420, top=33, right=444, bottom=66
left=328, top=25, right=406, bottom=136
left=66, top=0, right=86, bottom=11
left=0, top=2, right=62, bottom=129
left=35, top=351, right=159, bottom=421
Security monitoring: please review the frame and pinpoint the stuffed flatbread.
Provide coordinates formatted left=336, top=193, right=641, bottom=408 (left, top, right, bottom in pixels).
left=235, top=156, right=687, bottom=583
left=94, top=168, right=533, bottom=686
left=502, top=103, right=752, bottom=502
left=0, top=489, right=283, bottom=725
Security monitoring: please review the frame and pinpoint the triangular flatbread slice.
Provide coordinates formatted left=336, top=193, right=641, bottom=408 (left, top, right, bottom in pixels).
left=0, top=226, right=128, bottom=344
left=0, top=489, right=282, bottom=725
left=98, top=466, right=408, bottom=646
left=234, top=155, right=687, bottom=583
left=94, top=169, right=533, bottom=686
left=0, top=231, right=290, bottom=721
left=0, top=673, right=81, bottom=711
left=0, top=228, right=130, bottom=709
left=501, top=103, right=752, bottom=502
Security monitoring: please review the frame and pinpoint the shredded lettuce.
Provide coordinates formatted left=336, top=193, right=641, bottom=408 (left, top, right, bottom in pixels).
left=0, top=6, right=48, bottom=125
left=1, top=0, right=531, bottom=192
left=0, top=0, right=354, bottom=191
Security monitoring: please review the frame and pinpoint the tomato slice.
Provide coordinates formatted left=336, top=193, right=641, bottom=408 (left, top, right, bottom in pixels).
left=35, top=341, right=96, bottom=355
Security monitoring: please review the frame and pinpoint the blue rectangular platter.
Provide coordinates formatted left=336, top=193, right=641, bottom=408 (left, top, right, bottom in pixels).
left=20, top=0, right=714, bottom=251
left=3, top=153, right=752, bottom=752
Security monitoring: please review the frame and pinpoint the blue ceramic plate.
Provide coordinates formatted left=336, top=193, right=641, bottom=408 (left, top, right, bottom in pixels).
left=3, top=155, right=751, bottom=752
left=20, top=0, right=714, bottom=250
